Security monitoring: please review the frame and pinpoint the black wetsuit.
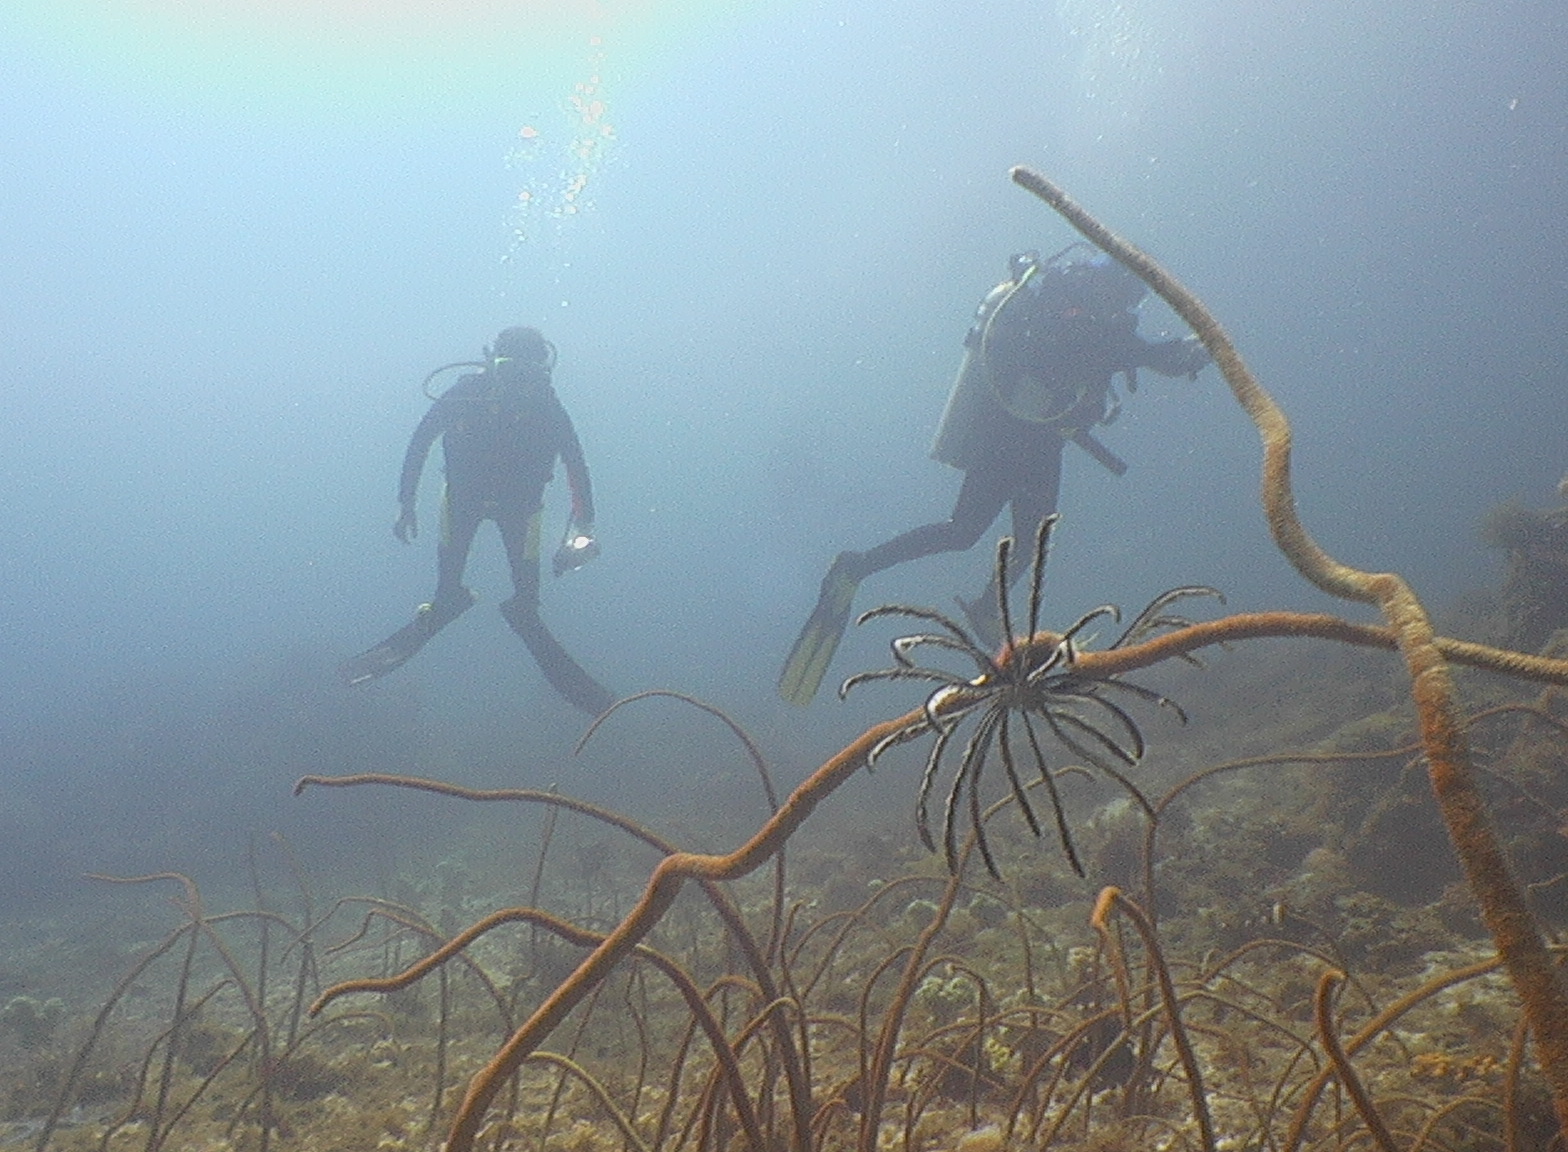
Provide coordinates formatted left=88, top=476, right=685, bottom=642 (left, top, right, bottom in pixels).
left=398, top=363, right=610, bottom=713
left=401, top=366, right=593, bottom=606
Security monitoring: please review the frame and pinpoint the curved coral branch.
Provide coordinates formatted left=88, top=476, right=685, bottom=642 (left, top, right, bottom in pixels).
left=1061, top=610, right=1568, bottom=685
left=299, top=603, right=1568, bottom=1152
left=315, top=904, right=769, bottom=1152
left=1313, top=969, right=1399, bottom=1152
left=1091, top=887, right=1215, bottom=1152
left=433, top=712, right=903, bottom=1152
left=1011, top=163, right=1568, bottom=1136
left=293, top=772, right=812, bottom=1152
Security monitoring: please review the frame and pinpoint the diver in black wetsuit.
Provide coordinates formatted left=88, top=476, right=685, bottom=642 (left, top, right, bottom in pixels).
left=779, top=245, right=1211, bottom=705
left=341, top=326, right=612, bottom=715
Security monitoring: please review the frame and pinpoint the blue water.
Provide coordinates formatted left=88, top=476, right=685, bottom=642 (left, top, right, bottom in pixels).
left=2, top=0, right=1564, bottom=908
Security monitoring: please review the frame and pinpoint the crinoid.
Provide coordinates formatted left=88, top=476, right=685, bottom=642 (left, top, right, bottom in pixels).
left=841, top=516, right=1222, bottom=878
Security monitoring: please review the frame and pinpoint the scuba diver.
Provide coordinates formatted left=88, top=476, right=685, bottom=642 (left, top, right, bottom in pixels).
left=340, top=326, right=614, bottom=715
left=779, top=244, right=1211, bottom=706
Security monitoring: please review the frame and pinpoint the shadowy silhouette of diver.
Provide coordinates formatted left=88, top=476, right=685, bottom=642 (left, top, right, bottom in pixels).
left=341, top=326, right=613, bottom=714
left=779, top=245, right=1210, bottom=705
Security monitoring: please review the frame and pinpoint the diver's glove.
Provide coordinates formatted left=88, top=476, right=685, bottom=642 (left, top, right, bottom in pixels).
left=1166, top=335, right=1211, bottom=379
left=394, top=504, right=418, bottom=543
left=552, top=526, right=600, bottom=577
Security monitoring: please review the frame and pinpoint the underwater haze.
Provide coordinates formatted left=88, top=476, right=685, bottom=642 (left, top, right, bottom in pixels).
left=1, top=0, right=1565, bottom=908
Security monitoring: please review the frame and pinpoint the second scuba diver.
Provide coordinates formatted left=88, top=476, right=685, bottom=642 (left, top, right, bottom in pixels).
left=340, top=326, right=613, bottom=715
left=778, top=245, right=1211, bottom=705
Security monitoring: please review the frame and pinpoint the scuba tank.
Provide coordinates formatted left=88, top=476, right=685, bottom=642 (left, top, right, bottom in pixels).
left=931, top=245, right=1144, bottom=473
left=977, top=243, right=1143, bottom=428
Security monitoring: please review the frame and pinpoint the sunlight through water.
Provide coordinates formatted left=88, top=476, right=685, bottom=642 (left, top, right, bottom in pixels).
left=2, top=0, right=765, bottom=121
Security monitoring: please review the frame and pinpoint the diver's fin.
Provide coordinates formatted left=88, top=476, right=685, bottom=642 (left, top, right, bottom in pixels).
left=777, top=554, right=862, bottom=707
left=338, top=619, right=435, bottom=686
left=498, top=596, right=616, bottom=716
left=955, top=589, right=1003, bottom=655
left=339, top=590, right=475, bottom=687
